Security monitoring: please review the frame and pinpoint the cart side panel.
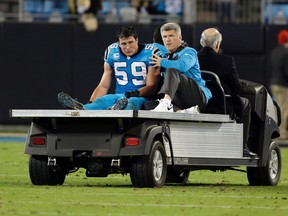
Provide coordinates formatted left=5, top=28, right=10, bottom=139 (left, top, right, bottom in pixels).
left=166, top=121, right=243, bottom=158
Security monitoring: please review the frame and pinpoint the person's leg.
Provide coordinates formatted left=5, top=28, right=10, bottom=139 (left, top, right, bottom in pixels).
left=124, top=97, right=148, bottom=110
left=158, top=68, right=180, bottom=99
left=57, top=92, right=85, bottom=110
left=152, top=68, right=182, bottom=112
left=283, top=87, right=288, bottom=139
left=173, top=73, right=206, bottom=111
left=156, top=68, right=206, bottom=111
left=84, top=94, right=122, bottom=110
left=270, top=84, right=288, bottom=139
left=240, top=97, right=251, bottom=147
left=239, top=97, right=257, bottom=157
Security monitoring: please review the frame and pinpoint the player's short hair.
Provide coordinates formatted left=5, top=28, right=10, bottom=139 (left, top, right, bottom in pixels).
left=160, top=22, right=181, bottom=36
left=153, top=26, right=164, bottom=45
left=116, top=26, right=138, bottom=41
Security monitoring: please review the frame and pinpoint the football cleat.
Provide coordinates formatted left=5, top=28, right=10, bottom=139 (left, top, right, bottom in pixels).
left=57, top=92, right=85, bottom=110
left=108, top=97, right=128, bottom=110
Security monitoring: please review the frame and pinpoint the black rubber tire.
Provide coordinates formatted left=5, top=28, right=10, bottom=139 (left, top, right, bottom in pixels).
left=130, top=140, right=167, bottom=188
left=247, top=141, right=281, bottom=186
left=166, top=168, right=190, bottom=184
left=29, top=155, right=66, bottom=185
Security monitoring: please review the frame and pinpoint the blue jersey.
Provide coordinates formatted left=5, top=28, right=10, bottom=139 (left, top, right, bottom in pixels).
left=153, top=43, right=168, bottom=76
left=104, top=43, right=158, bottom=94
left=153, top=43, right=168, bottom=58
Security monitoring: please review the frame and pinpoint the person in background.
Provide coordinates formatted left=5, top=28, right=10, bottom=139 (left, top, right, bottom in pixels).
left=147, top=0, right=166, bottom=15
left=68, top=0, right=102, bottom=32
left=198, top=27, right=257, bottom=157
left=131, top=0, right=150, bottom=13
left=58, top=25, right=160, bottom=111
left=217, top=0, right=236, bottom=23
left=23, top=0, right=69, bottom=15
left=142, top=25, right=169, bottom=110
left=270, top=29, right=288, bottom=140
left=164, top=0, right=183, bottom=16
left=149, top=22, right=212, bottom=113
left=152, top=26, right=168, bottom=57
left=68, top=0, right=102, bottom=15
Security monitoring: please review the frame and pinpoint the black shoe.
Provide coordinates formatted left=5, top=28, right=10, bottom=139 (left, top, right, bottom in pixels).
left=57, top=92, right=85, bottom=110
left=243, top=148, right=258, bottom=158
left=108, top=97, right=128, bottom=110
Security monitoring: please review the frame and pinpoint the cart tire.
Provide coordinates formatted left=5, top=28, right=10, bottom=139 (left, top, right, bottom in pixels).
left=247, top=141, right=281, bottom=186
left=130, top=140, right=167, bottom=188
left=166, top=168, right=190, bottom=184
left=29, top=155, right=66, bottom=185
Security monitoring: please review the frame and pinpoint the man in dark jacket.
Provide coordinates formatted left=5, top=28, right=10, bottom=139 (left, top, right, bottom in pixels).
left=198, top=27, right=256, bottom=157
left=270, top=30, right=288, bottom=140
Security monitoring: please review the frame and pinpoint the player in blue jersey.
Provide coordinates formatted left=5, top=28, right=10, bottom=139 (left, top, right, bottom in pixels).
left=58, top=26, right=161, bottom=110
left=149, top=22, right=212, bottom=112
left=153, top=26, right=168, bottom=58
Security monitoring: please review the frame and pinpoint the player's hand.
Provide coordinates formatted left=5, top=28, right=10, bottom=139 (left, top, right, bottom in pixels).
left=150, top=53, right=162, bottom=67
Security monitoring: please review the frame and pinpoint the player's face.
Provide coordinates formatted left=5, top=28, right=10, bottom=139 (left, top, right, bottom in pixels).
left=119, top=36, right=139, bottom=57
left=161, top=30, right=182, bottom=53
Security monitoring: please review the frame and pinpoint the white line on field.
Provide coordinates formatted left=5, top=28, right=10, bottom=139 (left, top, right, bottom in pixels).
left=0, top=211, right=142, bottom=216
left=0, top=190, right=286, bottom=200
left=1, top=201, right=288, bottom=210
left=65, top=192, right=287, bottom=200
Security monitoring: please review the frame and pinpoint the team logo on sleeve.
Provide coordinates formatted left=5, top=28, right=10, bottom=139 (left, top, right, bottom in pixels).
left=113, top=53, right=120, bottom=60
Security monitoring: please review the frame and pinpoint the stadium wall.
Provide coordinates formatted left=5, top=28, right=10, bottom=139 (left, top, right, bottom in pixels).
left=0, top=23, right=283, bottom=124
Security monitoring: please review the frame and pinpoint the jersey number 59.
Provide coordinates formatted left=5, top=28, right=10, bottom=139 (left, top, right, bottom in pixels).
left=114, top=62, right=147, bottom=86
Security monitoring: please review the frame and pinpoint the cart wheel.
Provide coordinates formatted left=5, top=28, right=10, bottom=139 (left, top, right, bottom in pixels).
left=29, top=155, right=66, bottom=185
left=247, top=141, right=281, bottom=186
left=166, top=168, right=190, bottom=184
left=130, top=140, right=167, bottom=188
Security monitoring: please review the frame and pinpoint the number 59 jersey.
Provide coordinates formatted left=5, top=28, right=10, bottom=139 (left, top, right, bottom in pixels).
left=104, top=43, right=158, bottom=94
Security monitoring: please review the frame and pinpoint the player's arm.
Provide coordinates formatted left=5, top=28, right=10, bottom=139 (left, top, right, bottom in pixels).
left=138, top=66, right=160, bottom=98
left=89, top=62, right=113, bottom=102
left=151, top=48, right=196, bottom=73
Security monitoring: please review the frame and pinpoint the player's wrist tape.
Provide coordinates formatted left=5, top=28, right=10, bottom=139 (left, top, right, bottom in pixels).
left=125, top=90, right=140, bottom=98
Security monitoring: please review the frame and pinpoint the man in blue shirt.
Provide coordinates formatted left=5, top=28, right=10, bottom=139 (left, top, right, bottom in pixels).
left=58, top=26, right=160, bottom=110
left=150, top=22, right=212, bottom=112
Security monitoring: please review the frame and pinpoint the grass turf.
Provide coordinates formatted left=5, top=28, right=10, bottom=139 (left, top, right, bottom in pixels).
left=0, top=142, right=287, bottom=216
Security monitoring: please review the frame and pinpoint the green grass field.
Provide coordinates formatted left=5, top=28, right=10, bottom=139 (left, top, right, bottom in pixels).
left=0, top=142, right=287, bottom=216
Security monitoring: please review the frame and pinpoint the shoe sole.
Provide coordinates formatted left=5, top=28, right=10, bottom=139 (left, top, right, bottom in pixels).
left=151, top=106, right=174, bottom=112
left=151, top=109, right=173, bottom=112
left=108, top=97, right=128, bottom=110
left=57, top=92, right=84, bottom=110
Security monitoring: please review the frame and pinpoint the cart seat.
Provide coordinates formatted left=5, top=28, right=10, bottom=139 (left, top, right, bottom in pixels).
left=201, top=70, right=227, bottom=115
